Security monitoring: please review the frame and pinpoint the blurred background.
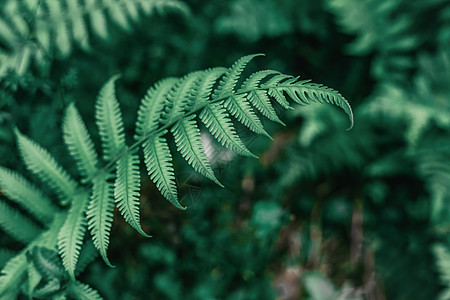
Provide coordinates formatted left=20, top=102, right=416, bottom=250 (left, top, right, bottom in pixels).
left=1, top=0, right=450, bottom=299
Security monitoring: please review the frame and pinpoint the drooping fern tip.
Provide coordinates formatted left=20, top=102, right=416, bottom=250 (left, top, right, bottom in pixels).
left=0, top=54, right=352, bottom=298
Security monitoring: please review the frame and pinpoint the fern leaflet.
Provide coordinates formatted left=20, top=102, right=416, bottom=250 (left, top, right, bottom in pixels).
left=63, top=104, right=99, bottom=181
left=200, top=103, right=257, bottom=157
left=96, top=74, right=126, bottom=161
left=15, top=129, right=78, bottom=204
left=0, top=201, right=42, bottom=244
left=143, top=132, right=182, bottom=209
left=86, top=173, right=115, bottom=267
left=171, top=115, right=224, bottom=187
left=57, top=192, right=89, bottom=279
left=115, top=150, right=149, bottom=237
left=0, top=167, right=57, bottom=223
left=135, top=78, right=178, bottom=139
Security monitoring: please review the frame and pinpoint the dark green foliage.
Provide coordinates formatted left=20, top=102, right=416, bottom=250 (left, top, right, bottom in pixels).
left=1, top=0, right=449, bottom=299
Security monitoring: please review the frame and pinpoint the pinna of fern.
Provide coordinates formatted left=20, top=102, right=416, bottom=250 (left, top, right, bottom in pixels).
left=0, top=54, right=352, bottom=298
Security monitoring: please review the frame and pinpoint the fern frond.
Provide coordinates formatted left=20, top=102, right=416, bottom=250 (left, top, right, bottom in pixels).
left=143, top=132, right=182, bottom=209
left=135, top=78, right=178, bottom=139
left=0, top=201, right=42, bottom=244
left=86, top=173, right=115, bottom=267
left=171, top=115, right=223, bottom=186
left=0, top=54, right=353, bottom=283
left=0, top=167, right=56, bottom=223
left=95, top=74, right=126, bottom=161
left=200, top=103, right=257, bottom=158
left=131, top=54, right=351, bottom=208
left=57, top=192, right=89, bottom=279
left=67, top=280, right=103, bottom=300
left=115, top=150, right=150, bottom=237
left=15, top=130, right=78, bottom=204
left=63, top=103, right=99, bottom=180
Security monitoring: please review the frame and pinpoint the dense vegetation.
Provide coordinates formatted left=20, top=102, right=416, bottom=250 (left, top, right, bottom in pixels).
left=0, top=0, right=449, bottom=299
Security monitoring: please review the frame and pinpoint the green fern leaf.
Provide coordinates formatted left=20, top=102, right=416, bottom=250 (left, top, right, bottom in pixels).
left=143, top=131, right=183, bottom=209
left=0, top=167, right=56, bottom=223
left=108, top=0, right=131, bottom=31
left=95, top=74, right=126, bottom=161
left=26, top=262, right=41, bottom=299
left=86, top=173, right=115, bottom=267
left=84, top=0, right=108, bottom=39
left=45, top=0, right=72, bottom=57
left=0, top=251, right=28, bottom=298
left=67, top=281, right=103, bottom=300
left=213, top=54, right=264, bottom=99
left=223, top=94, right=271, bottom=138
left=57, top=192, right=89, bottom=279
left=200, top=103, right=257, bottom=158
left=135, top=78, right=178, bottom=139
left=0, top=201, right=41, bottom=243
left=66, top=0, right=90, bottom=51
left=15, top=129, right=78, bottom=204
left=63, top=103, right=99, bottom=180
left=115, top=150, right=150, bottom=237
left=171, top=115, right=223, bottom=186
